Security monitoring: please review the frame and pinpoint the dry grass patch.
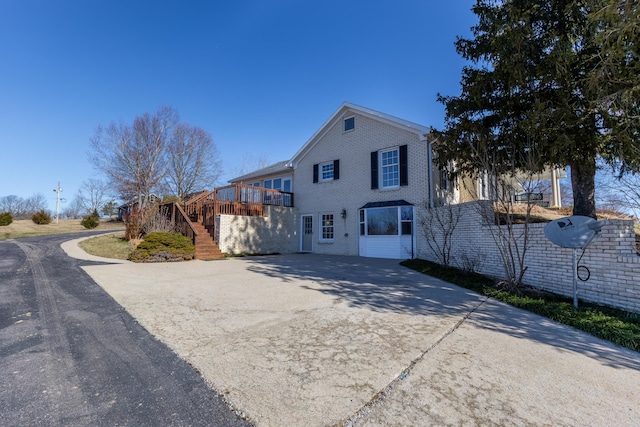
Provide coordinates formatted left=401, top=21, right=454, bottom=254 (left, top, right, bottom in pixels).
left=79, top=232, right=134, bottom=260
left=0, top=219, right=125, bottom=240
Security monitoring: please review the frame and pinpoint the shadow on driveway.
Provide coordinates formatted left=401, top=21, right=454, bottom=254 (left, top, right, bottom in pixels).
left=244, top=254, right=640, bottom=371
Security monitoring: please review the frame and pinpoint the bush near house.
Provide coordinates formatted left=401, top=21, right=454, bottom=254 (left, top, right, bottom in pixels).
left=31, top=210, right=52, bottom=225
left=81, top=211, right=100, bottom=229
left=128, top=232, right=195, bottom=263
left=0, top=212, right=12, bottom=226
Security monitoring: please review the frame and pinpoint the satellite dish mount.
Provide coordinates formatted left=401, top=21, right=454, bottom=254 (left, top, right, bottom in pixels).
left=544, top=216, right=603, bottom=308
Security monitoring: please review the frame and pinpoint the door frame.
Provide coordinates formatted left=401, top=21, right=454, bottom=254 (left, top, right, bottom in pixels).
left=300, top=214, right=314, bottom=252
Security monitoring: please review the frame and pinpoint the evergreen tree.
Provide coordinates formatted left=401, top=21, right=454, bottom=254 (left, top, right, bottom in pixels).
left=435, top=0, right=638, bottom=218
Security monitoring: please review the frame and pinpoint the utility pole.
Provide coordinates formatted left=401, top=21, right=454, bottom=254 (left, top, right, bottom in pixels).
left=53, top=182, right=62, bottom=224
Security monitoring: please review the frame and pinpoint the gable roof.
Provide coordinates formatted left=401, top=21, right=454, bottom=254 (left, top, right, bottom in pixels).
left=229, top=160, right=292, bottom=183
left=290, top=102, right=431, bottom=167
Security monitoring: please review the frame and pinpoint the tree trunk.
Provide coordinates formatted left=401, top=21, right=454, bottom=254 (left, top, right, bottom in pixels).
left=570, top=158, right=597, bottom=219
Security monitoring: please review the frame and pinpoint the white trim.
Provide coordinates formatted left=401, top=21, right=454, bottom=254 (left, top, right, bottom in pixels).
left=379, top=147, right=400, bottom=189
left=319, top=161, right=334, bottom=182
left=300, top=214, right=314, bottom=252
left=319, top=212, right=335, bottom=242
left=343, top=115, right=355, bottom=132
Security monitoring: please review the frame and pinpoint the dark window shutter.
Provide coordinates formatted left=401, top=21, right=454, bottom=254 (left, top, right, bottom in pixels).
left=399, top=144, right=408, bottom=186
left=370, top=151, right=379, bottom=189
left=313, top=164, right=319, bottom=183
left=333, top=159, right=340, bottom=180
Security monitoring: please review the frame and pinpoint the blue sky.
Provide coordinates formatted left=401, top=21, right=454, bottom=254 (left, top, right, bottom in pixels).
left=0, top=0, right=477, bottom=212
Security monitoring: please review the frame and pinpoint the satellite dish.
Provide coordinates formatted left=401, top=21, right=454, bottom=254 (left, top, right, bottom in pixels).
left=544, top=216, right=603, bottom=249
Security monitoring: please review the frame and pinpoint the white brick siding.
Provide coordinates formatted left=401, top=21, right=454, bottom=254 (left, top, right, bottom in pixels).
left=293, top=111, right=433, bottom=256
left=217, top=206, right=298, bottom=255
left=416, top=200, right=640, bottom=313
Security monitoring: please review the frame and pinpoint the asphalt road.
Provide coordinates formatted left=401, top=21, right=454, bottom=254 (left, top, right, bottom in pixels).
left=0, top=232, right=252, bottom=427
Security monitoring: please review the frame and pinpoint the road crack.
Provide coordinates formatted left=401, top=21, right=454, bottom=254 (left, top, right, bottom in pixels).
left=337, top=295, right=490, bottom=427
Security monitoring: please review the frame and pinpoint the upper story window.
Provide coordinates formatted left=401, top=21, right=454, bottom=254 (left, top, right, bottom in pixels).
left=343, top=116, right=355, bottom=132
left=381, top=148, right=400, bottom=188
left=320, top=162, right=334, bottom=181
left=370, top=145, right=408, bottom=190
left=313, top=160, right=340, bottom=183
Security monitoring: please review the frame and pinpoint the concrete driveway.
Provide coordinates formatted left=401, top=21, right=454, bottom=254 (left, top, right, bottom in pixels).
left=64, top=240, right=640, bottom=426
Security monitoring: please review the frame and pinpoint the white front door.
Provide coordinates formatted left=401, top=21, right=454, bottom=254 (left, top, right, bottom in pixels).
left=301, top=215, right=313, bottom=252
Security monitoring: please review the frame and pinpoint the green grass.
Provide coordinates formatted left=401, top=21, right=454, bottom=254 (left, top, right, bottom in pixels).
left=79, top=232, right=134, bottom=260
left=0, top=219, right=125, bottom=240
left=401, top=259, right=640, bottom=353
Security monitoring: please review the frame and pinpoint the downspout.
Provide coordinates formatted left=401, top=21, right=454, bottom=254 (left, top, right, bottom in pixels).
left=427, top=138, right=437, bottom=209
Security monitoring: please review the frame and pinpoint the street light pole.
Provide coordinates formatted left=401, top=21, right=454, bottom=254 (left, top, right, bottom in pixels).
left=53, top=182, right=62, bottom=224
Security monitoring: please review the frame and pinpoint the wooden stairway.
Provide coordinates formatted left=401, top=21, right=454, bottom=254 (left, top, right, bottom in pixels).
left=190, top=222, right=225, bottom=260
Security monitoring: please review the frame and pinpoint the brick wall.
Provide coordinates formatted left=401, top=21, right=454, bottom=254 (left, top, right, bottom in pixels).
left=216, top=206, right=298, bottom=255
left=416, top=200, right=640, bottom=313
left=293, top=111, right=432, bottom=256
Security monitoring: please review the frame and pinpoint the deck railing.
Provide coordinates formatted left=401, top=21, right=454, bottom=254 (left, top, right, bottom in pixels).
left=159, top=202, right=198, bottom=244
left=178, top=183, right=294, bottom=242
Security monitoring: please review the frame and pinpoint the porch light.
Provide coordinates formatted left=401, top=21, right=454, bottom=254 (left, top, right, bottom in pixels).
left=340, top=208, right=347, bottom=219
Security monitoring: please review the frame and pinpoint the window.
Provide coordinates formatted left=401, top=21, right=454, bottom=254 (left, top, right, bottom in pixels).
left=313, top=160, right=340, bottom=183
left=320, top=162, right=334, bottom=181
left=439, top=169, right=450, bottom=191
left=263, top=179, right=272, bottom=189
left=367, top=207, right=398, bottom=235
left=251, top=182, right=260, bottom=187
left=283, top=179, right=291, bottom=192
left=381, top=149, right=399, bottom=188
left=359, top=205, right=414, bottom=236
left=273, top=178, right=282, bottom=190
left=371, top=145, right=407, bottom=189
left=320, top=213, right=334, bottom=241
left=401, top=206, right=413, bottom=235
left=343, top=116, right=355, bottom=132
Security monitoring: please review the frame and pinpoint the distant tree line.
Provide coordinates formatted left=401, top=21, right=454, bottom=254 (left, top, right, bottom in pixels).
left=0, top=194, right=49, bottom=219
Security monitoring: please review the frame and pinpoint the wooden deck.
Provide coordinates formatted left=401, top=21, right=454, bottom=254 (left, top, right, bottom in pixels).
left=162, top=184, right=294, bottom=259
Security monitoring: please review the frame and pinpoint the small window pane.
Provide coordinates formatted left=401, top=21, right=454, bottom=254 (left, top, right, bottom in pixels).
left=401, top=206, right=413, bottom=220
left=344, top=117, right=355, bottom=131
left=401, top=222, right=412, bottom=235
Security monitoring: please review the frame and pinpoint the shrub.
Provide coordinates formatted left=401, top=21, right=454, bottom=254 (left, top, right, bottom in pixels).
left=124, top=208, right=145, bottom=240
left=0, top=212, right=12, bottom=226
left=128, top=232, right=195, bottom=263
left=81, top=212, right=100, bottom=229
left=32, top=210, right=52, bottom=225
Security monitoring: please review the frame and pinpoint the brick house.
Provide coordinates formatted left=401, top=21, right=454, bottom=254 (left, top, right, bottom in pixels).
left=228, top=102, right=451, bottom=259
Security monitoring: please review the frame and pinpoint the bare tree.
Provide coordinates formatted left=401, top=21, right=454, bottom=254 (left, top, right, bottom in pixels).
left=90, top=106, right=179, bottom=208
left=76, top=179, right=110, bottom=215
left=230, top=153, right=271, bottom=178
left=164, top=124, right=223, bottom=202
left=419, top=200, right=462, bottom=268
left=450, top=136, right=542, bottom=291
left=596, top=160, right=640, bottom=219
left=61, top=197, right=85, bottom=219
left=0, top=194, right=48, bottom=219
left=0, top=195, right=25, bottom=217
